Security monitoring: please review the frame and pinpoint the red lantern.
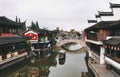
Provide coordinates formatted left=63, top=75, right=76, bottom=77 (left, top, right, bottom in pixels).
left=117, top=47, right=120, bottom=51
left=114, top=47, right=116, bottom=50
left=117, top=47, right=119, bottom=51
left=111, top=46, right=113, bottom=49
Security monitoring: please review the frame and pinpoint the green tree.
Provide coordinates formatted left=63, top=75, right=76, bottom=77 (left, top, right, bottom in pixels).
left=31, top=21, right=40, bottom=30
left=31, top=21, right=36, bottom=30
left=76, top=31, right=81, bottom=37
left=36, top=21, right=40, bottom=29
left=15, top=16, right=26, bottom=31
left=15, top=16, right=18, bottom=22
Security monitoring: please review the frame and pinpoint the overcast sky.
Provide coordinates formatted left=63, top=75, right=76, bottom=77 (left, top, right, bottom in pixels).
left=0, top=0, right=120, bottom=31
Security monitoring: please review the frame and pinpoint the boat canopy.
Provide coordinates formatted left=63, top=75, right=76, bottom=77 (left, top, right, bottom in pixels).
left=59, top=50, right=65, bottom=53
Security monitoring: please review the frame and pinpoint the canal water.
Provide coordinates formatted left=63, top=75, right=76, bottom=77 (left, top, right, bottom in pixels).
left=49, top=52, right=88, bottom=77
left=0, top=46, right=91, bottom=77
left=68, top=44, right=82, bottom=51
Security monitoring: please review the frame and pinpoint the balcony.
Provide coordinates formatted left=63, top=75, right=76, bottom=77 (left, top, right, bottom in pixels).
left=105, top=54, right=120, bottom=64
left=86, top=33, right=98, bottom=41
left=104, top=54, right=120, bottom=70
left=86, top=28, right=113, bottom=41
left=0, top=49, right=27, bottom=65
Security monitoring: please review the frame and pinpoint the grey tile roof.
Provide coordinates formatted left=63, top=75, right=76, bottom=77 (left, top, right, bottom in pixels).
left=0, top=16, right=24, bottom=27
left=0, top=36, right=29, bottom=45
left=103, top=37, right=120, bottom=46
left=85, top=21, right=118, bottom=31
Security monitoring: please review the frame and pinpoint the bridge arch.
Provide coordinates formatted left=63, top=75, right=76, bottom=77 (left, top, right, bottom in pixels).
left=56, top=39, right=86, bottom=47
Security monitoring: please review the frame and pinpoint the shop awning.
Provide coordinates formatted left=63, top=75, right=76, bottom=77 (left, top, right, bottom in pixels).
left=103, top=37, right=120, bottom=46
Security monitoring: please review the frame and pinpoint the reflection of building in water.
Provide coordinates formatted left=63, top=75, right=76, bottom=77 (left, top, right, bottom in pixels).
left=8, top=52, right=57, bottom=77
left=28, top=67, right=39, bottom=77
left=59, top=59, right=66, bottom=65
left=33, top=54, right=57, bottom=76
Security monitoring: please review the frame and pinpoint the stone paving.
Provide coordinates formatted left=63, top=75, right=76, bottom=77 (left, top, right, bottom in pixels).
left=88, top=60, right=120, bottom=77
left=94, top=64, right=120, bottom=77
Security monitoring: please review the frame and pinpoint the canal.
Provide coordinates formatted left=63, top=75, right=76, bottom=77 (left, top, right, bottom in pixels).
left=0, top=46, right=93, bottom=77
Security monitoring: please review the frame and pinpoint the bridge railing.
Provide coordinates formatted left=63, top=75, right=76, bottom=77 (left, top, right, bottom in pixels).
left=56, top=39, right=86, bottom=47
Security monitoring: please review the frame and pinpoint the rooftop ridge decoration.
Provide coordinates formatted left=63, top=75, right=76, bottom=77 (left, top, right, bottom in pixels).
left=85, top=20, right=118, bottom=31
left=95, top=14, right=101, bottom=18
left=98, top=11, right=114, bottom=16
left=0, top=16, right=25, bottom=27
left=110, top=3, right=120, bottom=8
left=88, top=19, right=97, bottom=23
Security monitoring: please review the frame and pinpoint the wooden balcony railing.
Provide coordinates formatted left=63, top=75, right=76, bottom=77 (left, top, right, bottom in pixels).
left=87, top=36, right=99, bottom=41
left=86, top=33, right=108, bottom=41
left=18, top=49, right=26, bottom=54
left=0, top=48, right=26, bottom=61
left=104, top=54, right=120, bottom=64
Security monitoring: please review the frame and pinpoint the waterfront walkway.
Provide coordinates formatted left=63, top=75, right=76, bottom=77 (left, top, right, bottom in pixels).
left=88, top=59, right=120, bottom=77
left=56, top=39, right=86, bottom=47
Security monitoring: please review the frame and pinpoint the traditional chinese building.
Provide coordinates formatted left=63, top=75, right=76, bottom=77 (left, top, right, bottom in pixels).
left=24, top=28, right=57, bottom=56
left=103, top=21, right=120, bottom=75
left=0, top=16, right=29, bottom=70
left=85, top=20, right=120, bottom=75
left=85, top=21, right=117, bottom=63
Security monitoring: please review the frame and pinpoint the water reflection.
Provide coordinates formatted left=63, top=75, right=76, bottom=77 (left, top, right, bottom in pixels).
left=69, top=44, right=82, bottom=51
left=1, top=47, right=89, bottom=77
left=59, top=59, right=66, bottom=65
left=49, top=53, right=88, bottom=77
left=28, top=67, right=39, bottom=77
left=8, top=52, right=58, bottom=77
left=62, top=43, right=83, bottom=51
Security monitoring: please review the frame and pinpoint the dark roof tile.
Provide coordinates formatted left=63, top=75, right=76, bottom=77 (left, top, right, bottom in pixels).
left=85, top=21, right=117, bottom=31
left=0, top=36, right=29, bottom=45
left=0, top=16, right=24, bottom=27
left=103, top=37, right=120, bottom=46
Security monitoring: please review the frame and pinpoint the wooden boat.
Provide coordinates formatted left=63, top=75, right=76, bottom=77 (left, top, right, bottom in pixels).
left=58, top=50, right=66, bottom=60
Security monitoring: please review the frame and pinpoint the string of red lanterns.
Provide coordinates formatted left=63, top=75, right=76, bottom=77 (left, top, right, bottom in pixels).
left=103, top=45, right=120, bottom=51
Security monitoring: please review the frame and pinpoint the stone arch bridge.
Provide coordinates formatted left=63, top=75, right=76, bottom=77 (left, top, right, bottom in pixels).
left=56, top=39, right=86, bottom=47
